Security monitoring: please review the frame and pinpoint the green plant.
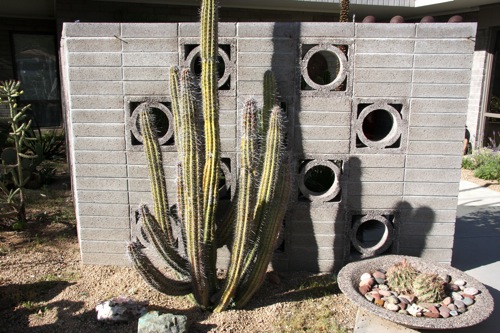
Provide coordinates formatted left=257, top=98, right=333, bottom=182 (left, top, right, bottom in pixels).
left=0, top=80, right=38, bottom=223
left=340, top=0, right=350, bottom=23
left=386, top=259, right=419, bottom=295
left=474, top=158, right=500, bottom=182
left=24, top=124, right=66, bottom=162
left=412, top=273, right=445, bottom=303
left=128, top=0, right=290, bottom=312
left=462, top=155, right=476, bottom=170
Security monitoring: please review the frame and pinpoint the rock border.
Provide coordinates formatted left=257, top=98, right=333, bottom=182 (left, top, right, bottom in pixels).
left=338, top=255, right=494, bottom=330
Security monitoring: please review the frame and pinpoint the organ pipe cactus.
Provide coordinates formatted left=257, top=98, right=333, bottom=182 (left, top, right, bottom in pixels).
left=128, top=0, right=290, bottom=312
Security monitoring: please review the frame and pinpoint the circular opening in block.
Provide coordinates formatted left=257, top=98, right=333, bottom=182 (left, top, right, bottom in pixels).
left=136, top=106, right=170, bottom=138
left=186, top=46, right=231, bottom=89
left=304, top=165, right=336, bottom=194
left=361, top=109, right=394, bottom=142
left=307, top=50, right=339, bottom=86
left=355, top=219, right=386, bottom=249
left=191, top=54, right=225, bottom=79
left=130, top=102, right=174, bottom=146
left=298, top=160, right=341, bottom=202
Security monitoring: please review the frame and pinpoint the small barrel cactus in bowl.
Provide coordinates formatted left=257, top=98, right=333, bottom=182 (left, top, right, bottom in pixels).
left=412, top=272, right=446, bottom=303
left=386, top=259, right=419, bottom=295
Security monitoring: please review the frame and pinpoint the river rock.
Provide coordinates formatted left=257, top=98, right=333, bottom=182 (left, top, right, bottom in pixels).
left=454, top=279, right=466, bottom=286
left=365, top=293, right=374, bottom=302
left=96, top=296, right=148, bottom=323
left=464, top=287, right=478, bottom=295
left=385, top=296, right=400, bottom=304
left=373, top=270, right=386, bottom=280
left=385, top=303, right=399, bottom=312
left=379, top=290, right=392, bottom=297
left=359, top=278, right=375, bottom=288
left=360, top=273, right=372, bottom=282
left=359, top=285, right=371, bottom=295
left=442, top=296, right=452, bottom=306
left=462, top=297, right=474, bottom=306
left=447, top=304, right=458, bottom=312
left=423, top=312, right=440, bottom=318
left=138, top=311, right=189, bottom=333
left=439, top=306, right=451, bottom=318
left=374, top=299, right=385, bottom=307
left=449, top=310, right=459, bottom=317
left=452, top=292, right=463, bottom=301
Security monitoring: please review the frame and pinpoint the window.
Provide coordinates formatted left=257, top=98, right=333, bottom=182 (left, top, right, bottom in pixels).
left=12, top=33, right=61, bottom=127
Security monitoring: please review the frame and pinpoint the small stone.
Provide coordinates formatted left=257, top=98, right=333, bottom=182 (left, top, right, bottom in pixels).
left=385, top=303, right=399, bottom=312
left=446, top=284, right=460, bottom=292
left=449, top=310, right=459, bottom=317
left=462, top=293, right=475, bottom=300
left=385, top=296, right=400, bottom=305
left=359, top=278, right=375, bottom=288
left=359, top=285, right=371, bottom=295
left=375, top=278, right=386, bottom=284
left=454, top=279, right=466, bottom=286
left=96, top=296, right=148, bottom=323
left=398, top=310, right=408, bottom=315
left=360, top=273, right=372, bottom=282
left=428, top=305, right=439, bottom=314
left=374, top=299, right=385, bottom=307
left=365, top=293, right=374, bottom=302
left=138, top=311, right=189, bottom=333
left=454, top=299, right=465, bottom=308
left=378, top=284, right=390, bottom=291
left=373, top=270, right=386, bottom=280
left=379, top=290, right=392, bottom=297
left=447, top=304, right=458, bottom=311
left=399, top=302, right=407, bottom=310
left=439, top=306, right=451, bottom=318
left=399, top=295, right=415, bottom=303
left=423, top=312, right=440, bottom=318
left=407, top=304, right=423, bottom=317
left=398, top=296, right=410, bottom=305
left=371, top=292, right=382, bottom=300
left=442, top=297, right=452, bottom=306
left=452, top=292, right=463, bottom=301
left=464, top=287, right=478, bottom=296
left=462, top=297, right=474, bottom=306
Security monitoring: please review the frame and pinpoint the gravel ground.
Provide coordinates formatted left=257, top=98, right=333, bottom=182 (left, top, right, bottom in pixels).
left=1, top=170, right=491, bottom=333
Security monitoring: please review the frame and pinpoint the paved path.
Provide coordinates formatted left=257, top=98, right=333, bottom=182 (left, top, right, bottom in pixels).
left=354, top=180, right=500, bottom=333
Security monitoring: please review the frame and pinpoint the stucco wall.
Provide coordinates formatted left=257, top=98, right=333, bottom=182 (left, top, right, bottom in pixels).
left=60, top=21, right=477, bottom=272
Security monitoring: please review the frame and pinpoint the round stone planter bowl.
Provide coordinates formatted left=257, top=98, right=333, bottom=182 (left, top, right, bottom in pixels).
left=338, top=255, right=494, bottom=330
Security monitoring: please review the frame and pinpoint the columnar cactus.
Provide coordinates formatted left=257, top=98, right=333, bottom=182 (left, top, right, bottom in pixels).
left=128, top=0, right=290, bottom=312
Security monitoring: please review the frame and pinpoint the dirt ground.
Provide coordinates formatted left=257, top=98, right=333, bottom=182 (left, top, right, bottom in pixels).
left=0, top=172, right=356, bottom=333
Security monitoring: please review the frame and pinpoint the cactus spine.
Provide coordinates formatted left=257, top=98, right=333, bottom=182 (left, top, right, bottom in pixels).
left=412, top=273, right=446, bottom=303
left=386, top=259, right=419, bottom=295
left=129, top=0, right=290, bottom=312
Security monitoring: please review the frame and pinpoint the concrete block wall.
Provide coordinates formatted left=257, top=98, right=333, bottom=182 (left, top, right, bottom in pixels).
left=60, top=21, right=476, bottom=272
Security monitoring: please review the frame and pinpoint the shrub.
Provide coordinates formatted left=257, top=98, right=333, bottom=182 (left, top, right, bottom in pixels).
left=474, top=158, right=500, bottom=182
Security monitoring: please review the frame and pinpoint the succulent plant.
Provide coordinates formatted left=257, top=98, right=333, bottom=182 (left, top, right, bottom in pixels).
left=412, top=272, right=446, bottom=303
left=386, top=259, right=419, bottom=295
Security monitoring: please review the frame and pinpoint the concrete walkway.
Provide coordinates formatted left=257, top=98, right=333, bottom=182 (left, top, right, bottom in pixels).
left=354, top=180, right=500, bottom=333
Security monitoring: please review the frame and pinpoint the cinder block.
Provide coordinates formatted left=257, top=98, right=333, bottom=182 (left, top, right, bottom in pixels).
left=74, top=151, right=126, bottom=164
left=410, top=113, right=466, bottom=127
left=80, top=240, right=128, bottom=253
left=356, top=39, right=414, bottom=54
left=121, top=23, right=177, bottom=38
left=300, top=23, right=354, bottom=37
left=355, top=54, right=413, bottom=68
left=128, top=178, right=177, bottom=192
left=408, top=141, right=463, bottom=155
left=299, top=140, right=350, bottom=154
left=401, top=222, right=455, bottom=236
left=297, top=126, right=350, bottom=140
left=66, top=38, right=121, bottom=52
left=399, top=235, right=454, bottom=249
left=71, top=110, right=125, bottom=124
left=355, top=23, right=415, bottom=38
left=413, top=69, right=471, bottom=84
left=355, top=68, right=412, bottom=83
left=79, top=203, right=130, bottom=217
left=404, top=182, right=460, bottom=196
left=237, top=53, right=289, bottom=67
left=127, top=165, right=176, bottom=179
left=63, top=23, right=120, bottom=37
left=72, top=124, right=125, bottom=137
left=123, top=67, right=169, bottom=81
left=403, top=196, right=458, bottom=210
left=80, top=228, right=131, bottom=241
left=122, top=52, right=178, bottom=67
left=414, top=54, right=473, bottom=69
left=416, top=23, right=477, bottom=38
left=73, top=137, right=126, bottom=151
left=355, top=82, right=411, bottom=97
left=68, top=52, right=121, bottom=67
left=400, top=208, right=457, bottom=223
left=415, top=39, right=475, bottom=54
left=406, top=155, right=462, bottom=169
left=293, top=203, right=343, bottom=221
left=399, top=248, right=452, bottom=264
left=349, top=154, right=406, bottom=168
left=70, top=81, right=123, bottom=95
left=237, top=79, right=294, bottom=95
left=237, top=22, right=298, bottom=38
left=123, top=81, right=169, bottom=95
left=297, top=112, right=351, bottom=127
left=410, top=98, right=468, bottom=114
left=408, top=127, right=464, bottom=141
left=75, top=177, right=128, bottom=191
left=237, top=38, right=296, bottom=53
left=122, top=38, right=178, bottom=52
left=300, top=97, right=351, bottom=112
left=78, top=190, right=129, bottom=204
left=179, top=22, right=236, bottom=37
left=70, top=95, right=123, bottom=110
left=412, top=84, right=470, bottom=99
left=78, top=216, right=130, bottom=229
left=75, top=164, right=127, bottom=178
left=348, top=182, right=403, bottom=196
left=81, top=252, right=130, bottom=266
left=347, top=195, right=404, bottom=210
left=69, top=67, right=122, bottom=81
left=405, top=168, right=461, bottom=183
left=350, top=167, right=404, bottom=182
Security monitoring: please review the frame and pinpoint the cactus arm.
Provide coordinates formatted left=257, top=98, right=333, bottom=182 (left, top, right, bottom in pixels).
left=139, top=109, right=175, bottom=244
left=200, top=0, right=220, bottom=298
left=214, top=99, right=259, bottom=312
left=259, top=70, right=278, bottom=139
left=235, top=161, right=291, bottom=308
left=128, top=242, right=192, bottom=296
left=139, top=205, right=190, bottom=278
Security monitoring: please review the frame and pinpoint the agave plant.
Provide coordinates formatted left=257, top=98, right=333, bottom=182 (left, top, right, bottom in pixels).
left=128, top=0, right=291, bottom=312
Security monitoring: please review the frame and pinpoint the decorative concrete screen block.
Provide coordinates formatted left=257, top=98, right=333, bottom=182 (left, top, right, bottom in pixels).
left=60, top=22, right=477, bottom=272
